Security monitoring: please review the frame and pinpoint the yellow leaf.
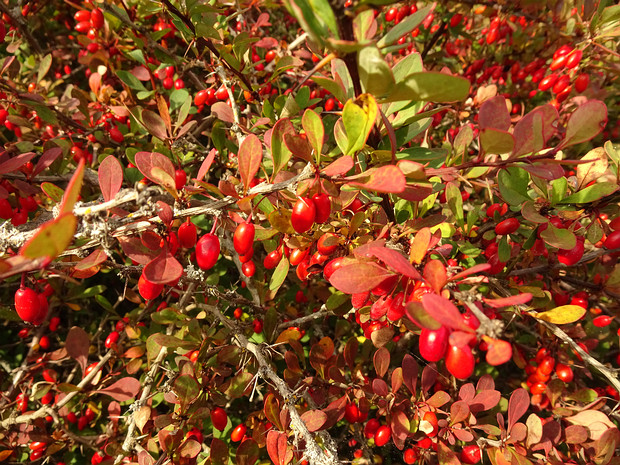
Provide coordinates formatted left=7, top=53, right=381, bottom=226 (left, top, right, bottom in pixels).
left=531, top=305, right=586, bottom=324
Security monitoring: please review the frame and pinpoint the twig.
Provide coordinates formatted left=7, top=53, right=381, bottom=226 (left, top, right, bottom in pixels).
left=421, top=22, right=448, bottom=60
left=205, top=304, right=340, bottom=465
left=276, top=307, right=329, bottom=330
left=488, top=278, right=620, bottom=395
left=116, top=284, right=196, bottom=464
left=0, top=1, right=43, bottom=54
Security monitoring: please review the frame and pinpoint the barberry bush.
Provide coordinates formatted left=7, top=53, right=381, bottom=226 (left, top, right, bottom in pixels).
left=0, top=0, right=619, bottom=464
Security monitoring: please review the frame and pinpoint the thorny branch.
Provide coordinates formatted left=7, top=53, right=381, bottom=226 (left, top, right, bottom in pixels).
left=205, top=304, right=340, bottom=465
left=488, top=278, right=620, bottom=395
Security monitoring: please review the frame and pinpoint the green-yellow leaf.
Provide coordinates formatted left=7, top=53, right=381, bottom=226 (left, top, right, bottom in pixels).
left=20, top=213, right=77, bottom=260
left=531, top=305, right=586, bottom=325
left=342, top=93, right=378, bottom=156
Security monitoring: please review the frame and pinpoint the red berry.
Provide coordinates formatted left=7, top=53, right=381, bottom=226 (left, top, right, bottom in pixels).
left=0, top=198, right=13, bottom=219
left=215, top=87, right=228, bottom=101
left=90, top=8, right=104, bottom=29
left=538, top=74, right=559, bottom=92
left=445, top=344, right=475, bottom=379
left=565, top=50, right=582, bottom=69
left=230, top=424, right=246, bottom=442
left=109, top=126, right=124, bottom=143
left=138, top=273, right=164, bottom=300
left=15, top=287, right=47, bottom=325
left=385, top=7, right=397, bottom=22
left=211, top=407, right=228, bottom=431
left=324, top=256, right=345, bottom=280
left=345, top=403, right=361, bottom=423
left=316, top=232, right=339, bottom=256
left=604, top=230, right=620, bottom=249
left=104, top=331, right=119, bottom=348
left=242, top=260, right=255, bottom=278
left=419, top=326, right=449, bottom=362
left=194, top=89, right=209, bottom=106
left=324, top=98, right=336, bottom=112
left=495, top=217, right=520, bottom=235
left=196, top=234, right=220, bottom=270
left=178, top=220, right=198, bottom=248
left=234, top=222, right=255, bottom=255
left=574, top=73, right=589, bottom=93
left=312, top=193, right=331, bottom=223
left=374, top=425, right=391, bottom=447
left=264, top=249, right=282, bottom=269
left=460, top=445, right=482, bottom=464
left=74, top=10, right=91, bottom=22
left=558, top=239, right=584, bottom=266
left=174, top=169, right=187, bottom=190
left=265, top=50, right=276, bottom=63
left=555, top=363, right=574, bottom=382
left=291, top=197, right=316, bottom=233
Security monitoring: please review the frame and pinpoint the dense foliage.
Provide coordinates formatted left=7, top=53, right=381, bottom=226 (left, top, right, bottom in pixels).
left=0, top=0, right=619, bottom=465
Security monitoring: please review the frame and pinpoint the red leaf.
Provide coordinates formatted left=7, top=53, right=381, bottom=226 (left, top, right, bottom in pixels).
left=449, top=263, right=491, bottom=282
left=483, top=293, right=533, bottom=308
left=561, top=99, right=608, bottom=148
left=345, top=165, right=406, bottom=193
left=373, top=347, right=390, bottom=377
left=512, top=104, right=558, bottom=157
left=507, top=388, right=529, bottom=432
left=0, top=151, right=36, bottom=175
left=143, top=246, right=183, bottom=285
left=118, top=237, right=158, bottom=265
left=95, top=377, right=141, bottom=401
left=238, top=134, right=263, bottom=193
left=236, top=439, right=259, bottom=465
left=322, top=156, right=354, bottom=177
left=196, top=148, right=217, bottom=182
left=300, top=410, right=327, bottom=432
left=66, top=327, right=90, bottom=375
left=424, top=259, right=447, bottom=293
left=485, top=338, right=513, bottom=366
left=135, top=152, right=176, bottom=191
left=402, top=354, right=418, bottom=395
left=397, top=185, right=433, bottom=202
left=211, top=102, right=234, bottom=123
left=421, top=293, right=474, bottom=333
left=479, top=96, right=511, bottom=131
left=142, top=110, right=168, bottom=140
left=449, top=330, right=476, bottom=348
left=266, top=431, right=293, bottom=465
left=329, top=262, right=395, bottom=294
left=156, top=201, right=174, bottom=226
left=75, top=248, right=108, bottom=271
left=356, top=243, right=422, bottom=279
left=33, top=147, right=62, bottom=177
left=98, top=155, right=123, bottom=202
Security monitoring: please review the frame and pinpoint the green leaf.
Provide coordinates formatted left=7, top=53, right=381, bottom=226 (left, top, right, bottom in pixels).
left=342, top=93, right=378, bottom=156
left=37, top=54, right=52, bottom=83
left=480, top=128, right=514, bottom=154
left=170, top=88, right=190, bottom=111
left=269, top=256, right=289, bottom=292
left=445, top=182, right=464, bottom=228
left=550, top=177, right=567, bottom=206
left=358, top=47, right=395, bottom=97
left=377, top=4, right=434, bottom=48
left=559, top=182, right=617, bottom=204
left=540, top=223, right=576, bottom=250
left=116, top=70, right=148, bottom=92
left=20, top=213, right=77, bottom=260
left=270, top=118, right=295, bottom=177
left=383, top=72, right=470, bottom=103
left=41, top=182, right=64, bottom=202
left=302, top=109, right=324, bottom=164
left=498, top=167, right=531, bottom=206
left=311, top=76, right=348, bottom=105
